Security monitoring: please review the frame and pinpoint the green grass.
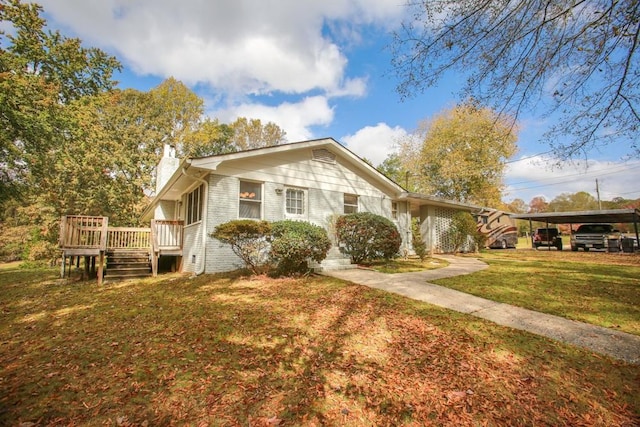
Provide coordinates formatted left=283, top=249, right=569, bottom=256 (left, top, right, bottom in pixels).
left=437, top=250, right=640, bottom=335
left=1, top=261, right=639, bottom=425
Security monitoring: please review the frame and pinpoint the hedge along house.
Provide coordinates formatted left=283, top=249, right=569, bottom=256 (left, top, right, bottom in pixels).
left=140, top=138, right=479, bottom=274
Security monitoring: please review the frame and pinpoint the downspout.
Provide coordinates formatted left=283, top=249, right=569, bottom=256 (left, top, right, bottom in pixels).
left=182, top=167, right=208, bottom=275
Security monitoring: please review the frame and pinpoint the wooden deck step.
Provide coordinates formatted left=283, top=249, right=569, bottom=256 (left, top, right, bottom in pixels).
left=106, top=250, right=152, bottom=279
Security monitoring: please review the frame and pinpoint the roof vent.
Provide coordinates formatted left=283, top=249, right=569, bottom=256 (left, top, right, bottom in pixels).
left=312, top=148, right=336, bottom=164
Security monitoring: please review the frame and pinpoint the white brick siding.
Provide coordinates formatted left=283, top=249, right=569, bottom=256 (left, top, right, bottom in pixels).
left=203, top=172, right=404, bottom=273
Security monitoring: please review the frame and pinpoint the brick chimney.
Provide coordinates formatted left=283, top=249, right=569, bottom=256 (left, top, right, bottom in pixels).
left=156, top=144, right=179, bottom=194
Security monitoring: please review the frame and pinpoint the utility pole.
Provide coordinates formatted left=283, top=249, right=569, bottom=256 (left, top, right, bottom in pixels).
left=596, top=179, right=602, bottom=210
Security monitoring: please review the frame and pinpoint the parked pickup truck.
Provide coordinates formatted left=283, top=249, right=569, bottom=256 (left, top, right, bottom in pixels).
left=533, top=227, right=563, bottom=250
left=570, top=223, right=620, bottom=252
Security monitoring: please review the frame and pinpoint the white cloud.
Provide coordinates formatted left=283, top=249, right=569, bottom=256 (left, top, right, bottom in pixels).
left=39, top=0, right=403, bottom=96
left=213, top=96, right=335, bottom=141
left=341, top=123, right=407, bottom=165
left=504, top=155, right=640, bottom=203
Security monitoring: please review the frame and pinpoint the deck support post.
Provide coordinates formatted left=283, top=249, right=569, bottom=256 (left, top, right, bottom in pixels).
left=151, top=251, right=158, bottom=277
left=97, top=251, right=104, bottom=285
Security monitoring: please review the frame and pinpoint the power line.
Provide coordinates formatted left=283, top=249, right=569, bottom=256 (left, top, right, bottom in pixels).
left=505, top=150, right=554, bottom=164
left=507, top=162, right=640, bottom=188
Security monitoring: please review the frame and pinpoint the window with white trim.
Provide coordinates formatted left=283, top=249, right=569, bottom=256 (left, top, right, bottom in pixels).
left=186, top=184, right=203, bottom=225
left=285, top=188, right=306, bottom=216
left=344, top=193, right=358, bottom=214
left=239, top=181, right=262, bottom=219
left=391, top=202, right=398, bottom=220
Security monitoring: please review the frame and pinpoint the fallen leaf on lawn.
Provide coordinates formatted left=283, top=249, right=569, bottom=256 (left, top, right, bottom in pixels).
left=445, top=391, right=468, bottom=403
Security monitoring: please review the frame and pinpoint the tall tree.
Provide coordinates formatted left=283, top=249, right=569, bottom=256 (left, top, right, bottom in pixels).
left=377, top=153, right=411, bottom=189
left=182, top=118, right=235, bottom=158
left=392, top=0, right=640, bottom=159
left=0, top=0, right=120, bottom=206
left=505, top=198, right=528, bottom=214
left=230, top=117, right=287, bottom=151
left=398, top=102, right=517, bottom=206
left=548, top=191, right=599, bottom=212
left=529, top=196, right=549, bottom=213
left=149, top=77, right=204, bottom=157
left=604, top=197, right=640, bottom=210
left=28, top=90, right=149, bottom=225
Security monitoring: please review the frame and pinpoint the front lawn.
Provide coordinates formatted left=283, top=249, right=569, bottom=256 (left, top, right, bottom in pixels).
left=1, top=263, right=639, bottom=425
left=435, top=250, right=640, bottom=336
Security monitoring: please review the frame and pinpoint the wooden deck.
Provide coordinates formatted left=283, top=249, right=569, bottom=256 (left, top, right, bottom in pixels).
left=59, top=215, right=184, bottom=284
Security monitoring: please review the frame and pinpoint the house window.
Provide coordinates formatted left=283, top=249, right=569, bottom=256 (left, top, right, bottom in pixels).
left=391, top=202, right=398, bottom=220
left=239, top=181, right=262, bottom=219
left=285, top=188, right=305, bottom=216
left=344, top=193, right=358, bottom=214
left=186, top=184, right=203, bottom=225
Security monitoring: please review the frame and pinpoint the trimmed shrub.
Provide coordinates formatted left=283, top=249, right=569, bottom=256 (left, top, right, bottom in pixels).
left=448, top=211, right=479, bottom=253
left=411, top=218, right=428, bottom=261
left=269, top=220, right=331, bottom=276
left=335, top=212, right=401, bottom=264
left=211, top=220, right=272, bottom=274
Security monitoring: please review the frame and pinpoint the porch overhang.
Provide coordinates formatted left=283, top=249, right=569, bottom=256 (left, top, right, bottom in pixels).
left=398, top=192, right=481, bottom=217
left=140, top=159, right=208, bottom=222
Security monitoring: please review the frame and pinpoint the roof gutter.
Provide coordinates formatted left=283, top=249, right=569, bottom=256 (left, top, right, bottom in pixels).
left=181, top=166, right=208, bottom=276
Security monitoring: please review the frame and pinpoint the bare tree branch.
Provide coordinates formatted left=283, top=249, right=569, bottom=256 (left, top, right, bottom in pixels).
left=392, top=0, right=640, bottom=159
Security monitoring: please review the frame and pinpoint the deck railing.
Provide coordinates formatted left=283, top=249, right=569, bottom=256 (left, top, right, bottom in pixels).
left=60, top=215, right=184, bottom=280
left=59, top=215, right=109, bottom=250
left=152, top=219, right=184, bottom=249
left=107, top=227, right=151, bottom=250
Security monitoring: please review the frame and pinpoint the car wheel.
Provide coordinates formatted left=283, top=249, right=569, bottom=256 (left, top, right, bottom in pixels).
left=556, top=241, right=563, bottom=250
left=500, top=239, right=507, bottom=249
left=584, top=247, right=590, bottom=252
left=571, top=245, right=578, bottom=252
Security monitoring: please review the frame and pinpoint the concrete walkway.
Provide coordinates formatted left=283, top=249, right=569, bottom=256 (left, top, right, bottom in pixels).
left=322, top=255, right=640, bottom=365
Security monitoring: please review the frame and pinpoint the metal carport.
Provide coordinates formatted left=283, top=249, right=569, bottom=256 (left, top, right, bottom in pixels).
left=510, top=208, right=640, bottom=251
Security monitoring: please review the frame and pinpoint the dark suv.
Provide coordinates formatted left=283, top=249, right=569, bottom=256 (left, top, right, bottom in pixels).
left=533, top=227, right=563, bottom=250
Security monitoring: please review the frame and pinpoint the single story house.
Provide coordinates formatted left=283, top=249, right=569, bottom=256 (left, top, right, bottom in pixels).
left=141, top=138, right=479, bottom=273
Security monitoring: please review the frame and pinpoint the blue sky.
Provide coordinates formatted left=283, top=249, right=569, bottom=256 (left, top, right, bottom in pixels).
left=38, top=0, right=640, bottom=206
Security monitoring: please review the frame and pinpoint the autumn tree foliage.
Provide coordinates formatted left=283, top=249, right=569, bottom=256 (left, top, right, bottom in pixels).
left=392, top=0, right=640, bottom=159
left=398, top=102, right=517, bottom=206
left=0, top=0, right=120, bottom=207
left=230, top=117, right=287, bottom=151
left=548, top=191, right=599, bottom=212
left=0, top=1, right=291, bottom=257
left=529, top=196, right=549, bottom=213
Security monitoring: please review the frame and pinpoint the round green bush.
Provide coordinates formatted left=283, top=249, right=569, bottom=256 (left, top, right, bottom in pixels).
left=335, top=212, right=401, bottom=263
left=210, top=220, right=272, bottom=274
left=269, top=220, right=331, bottom=276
